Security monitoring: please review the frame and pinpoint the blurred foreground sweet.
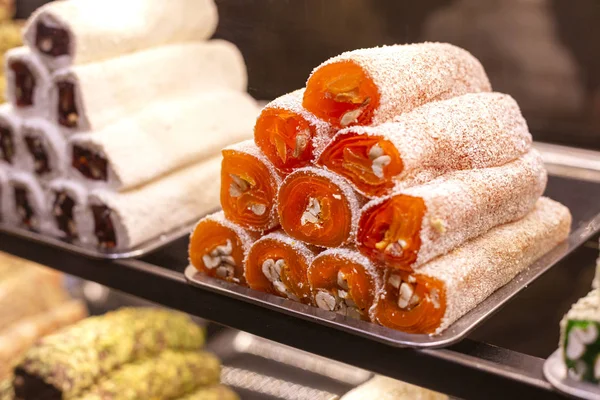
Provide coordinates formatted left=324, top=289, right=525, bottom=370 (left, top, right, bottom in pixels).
left=341, top=375, right=448, bottom=400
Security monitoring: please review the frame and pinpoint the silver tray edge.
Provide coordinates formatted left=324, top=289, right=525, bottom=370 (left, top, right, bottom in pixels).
left=544, top=349, right=600, bottom=400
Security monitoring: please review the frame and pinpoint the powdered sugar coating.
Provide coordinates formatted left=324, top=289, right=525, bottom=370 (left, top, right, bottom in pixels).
left=360, top=150, right=547, bottom=269
left=309, top=42, right=492, bottom=125
left=223, top=140, right=283, bottom=231
left=278, top=167, right=366, bottom=246
left=560, top=289, right=600, bottom=347
left=415, top=197, right=571, bottom=334
left=0, top=104, right=24, bottom=169
left=7, top=170, right=51, bottom=232
left=327, top=92, right=531, bottom=197
left=21, top=118, right=67, bottom=181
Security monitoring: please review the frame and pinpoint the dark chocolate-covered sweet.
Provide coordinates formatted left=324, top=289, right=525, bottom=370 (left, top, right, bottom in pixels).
left=56, top=81, right=79, bottom=128
left=9, top=61, right=36, bottom=107
left=52, top=191, right=77, bottom=239
left=24, top=135, right=50, bottom=175
left=13, top=185, right=35, bottom=228
left=35, top=21, right=70, bottom=58
left=91, top=205, right=116, bottom=249
left=0, top=125, right=14, bottom=164
left=72, top=145, right=108, bottom=181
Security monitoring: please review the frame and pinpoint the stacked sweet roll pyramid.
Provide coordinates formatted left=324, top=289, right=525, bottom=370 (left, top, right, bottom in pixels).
left=190, top=42, right=572, bottom=336
left=0, top=0, right=259, bottom=251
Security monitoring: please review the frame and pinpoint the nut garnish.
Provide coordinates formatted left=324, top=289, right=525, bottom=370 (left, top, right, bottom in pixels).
left=384, top=239, right=407, bottom=257
left=388, top=274, right=401, bottom=289
left=368, top=144, right=384, bottom=160
left=397, top=282, right=415, bottom=309
left=315, top=290, right=336, bottom=311
left=202, top=239, right=236, bottom=275
left=337, top=271, right=349, bottom=290
left=371, top=155, right=391, bottom=179
left=293, top=131, right=310, bottom=158
left=229, top=174, right=250, bottom=198
left=431, top=217, right=447, bottom=233
left=300, top=197, right=321, bottom=226
left=340, top=108, right=363, bottom=127
left=250, top=203, right=267, bottom=216
left=262, top=258, right=300, bottom=301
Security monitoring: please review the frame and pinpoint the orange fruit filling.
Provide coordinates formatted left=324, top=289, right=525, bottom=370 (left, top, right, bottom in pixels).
left=309, top=254, right=377, bottom=320
left=278, top=172, right=353, bottom=248
left=318, top=133, right=403, bottom=197
left=372, top=272, right=446, bottom=334
left=245, top=238, right=312, bottom=304
left=221, top=149, right=277, bottom=231
left=254, top=108, right=317, bottom=173
left=357, top=195, right=426, bottom=270
left=303, top=61, right=379, bottom=128
left=189, top=219, right=246, bottom=284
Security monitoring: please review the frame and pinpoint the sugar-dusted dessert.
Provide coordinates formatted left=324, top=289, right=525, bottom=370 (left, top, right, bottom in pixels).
left=245, top=231, right=318, bottom=304
left=303, top=42, right=491, bottom=128
left=50, top=41, right=247, bottom=133
left=560, top=288, right=600, bottom=383
left=4, top=47, right=50, bottom=117
left=277, top=167, right=365, bottom=248
left=47, top=178, right=91, bottom=242
left=189, top=211, right=259, bottom=285
left=357, top=150, right=546, bottom=270
left=341, top=375, right=448, bottom=400
left=317, top=92, right=531, bottom=198
left=69, top=91, right=258, bottom=190
left=20, top=118, right=66, bottom=180
left=254, top=89, right=332, bottom=173
left=0, top=104, right=22, bottom=166
left=308, top=248, right=383, bottom=320
left=221, top=140, right=282, bottom=232
left=6, top=171, right=49, bottom=231
left=87, top=156, right=221, bottom=250
left=13, top=308, right=205, bottom=400
left=372, top=197, right=570, bottom=334
left=23, top=0, right=218, bottom=70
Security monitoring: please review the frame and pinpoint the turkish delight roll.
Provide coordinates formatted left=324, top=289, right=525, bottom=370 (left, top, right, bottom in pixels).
left=278, top=167, right=365, bottom=248
left=7, top=171, right=50, bottom=231
left=69, top=91, right=258, bottom=190
left=357, top=150, right=546, bottom=270
left=308, top=248, right=383, bottom=321
left=13, top=308, right=205, bottom=400
left=23, top=0, right=218, bottom=71
left=372, top=197, right=571, bottom=335
left=50, top=40, right=247, bottom=133
left=0, top=104, right=22, bottom=166
left=75, top=350, right=221, bottom=400
left=180, top=385, right=240, bottom=400
left=189, top=211, right=259, bottom=285
left=5, top=47, right=51, bottom=117
left=21, top=118, right=66, bottom=180
left=254, top=89, right=332, bottom=173
left=245, top=231, right=319, bottom=304
left=318, top=92, right=532, bottom=197
left=88, top=156, right=221, bottom=250
left=48, top=178, right=91, bottom=242
left=221, top=140, right=282, bottom=232
left=303, top=42, right=491, bottom=128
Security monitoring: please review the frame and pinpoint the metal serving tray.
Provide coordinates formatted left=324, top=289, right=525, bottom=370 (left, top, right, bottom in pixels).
left=544, top=349, right=600, bottom=400
left=185, top=208, right=600, bottom=349
left=0, top=220, right=197, bottom=260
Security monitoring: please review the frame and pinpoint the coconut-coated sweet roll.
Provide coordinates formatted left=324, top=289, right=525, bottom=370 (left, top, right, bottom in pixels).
left=23, top=0, right=218, bottom=71
left=245, top=231, right=319, bottom=304
left=308, top=248, right=383, bottom=321
left=69, top=91, right=258, bottom=190
left=21, top=118, right=66, bottom=180
left=50, top=40, right=247, bottom=134
left=87, top=156, right=221, bottom=251
left=303, top=42, right=491, bottom=128
left=317, top=92, right=532, bottom=198
left=0, top=105, right=23, bottom=166
left=189, top=211, right=259, bottom=285
left=357, top=150, right=547, bottom=270
left=277, top=167, right=365, bottom=248
left=6, top=171, right=50, bottom=231
left=254, top=89, right=332, bottom=174
left=47, top=178, right=92, bottom=242
left=221, top=140, right=283, bottom=232
left=5, top=47, right=51, bottom=118
left=372, top=197, right=571, bottom=335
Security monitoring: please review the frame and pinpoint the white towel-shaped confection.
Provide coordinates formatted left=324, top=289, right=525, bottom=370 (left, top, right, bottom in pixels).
left=6, top=171, right=50, bottom=232
left=88, top=156, right=222, bottom=251
left=23, top=0, right=218, bottom=71
left=48, top=178, right=92, bottom=243
left=50, top=40, right=248, bottom=134
left=21, top=118, right=66, bottom=181
left=68, top=91, right=259, bottom=190
left=0, top=105, right=23, bottom=167
left=4, top=47, right=51, bottom=118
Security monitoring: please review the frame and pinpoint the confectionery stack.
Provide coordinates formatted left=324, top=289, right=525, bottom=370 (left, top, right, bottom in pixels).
left=8, top=307, right=238, bottom=400
left=0, top=0, right=260, bottom=251
left=560, top=238, right=600, bottom=384
left=189, top=42, right=572, bottom=335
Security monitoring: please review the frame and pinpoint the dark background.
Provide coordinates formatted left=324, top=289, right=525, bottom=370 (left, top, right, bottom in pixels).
left=17, top=0, right=600, bottom=149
